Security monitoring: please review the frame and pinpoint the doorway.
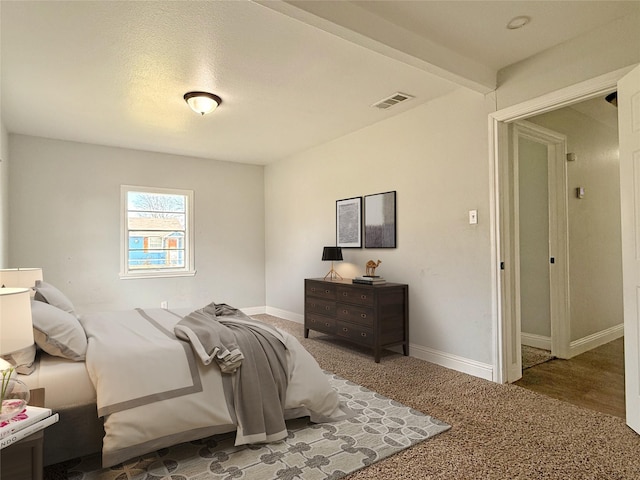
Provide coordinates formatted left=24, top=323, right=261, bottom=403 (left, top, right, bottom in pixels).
left=490, top=66, right=632, bottom=387
left=511, top=97, right=624, bottom=415
left=513, top=121, right=570, bottom=372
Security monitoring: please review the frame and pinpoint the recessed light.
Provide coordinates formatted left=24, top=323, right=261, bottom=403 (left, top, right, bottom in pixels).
left=507, top=15, right=531, bottom=30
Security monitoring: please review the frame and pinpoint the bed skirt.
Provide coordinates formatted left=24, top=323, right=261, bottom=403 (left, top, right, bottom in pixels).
left=44, top=403, right=104, bottom=466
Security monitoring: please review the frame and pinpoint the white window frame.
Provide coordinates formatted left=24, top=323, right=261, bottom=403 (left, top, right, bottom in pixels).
left=120, top=185, right=195, bottom=279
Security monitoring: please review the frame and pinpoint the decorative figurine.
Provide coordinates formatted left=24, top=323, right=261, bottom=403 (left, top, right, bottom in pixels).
left=365, top=259, right=382, bottom=277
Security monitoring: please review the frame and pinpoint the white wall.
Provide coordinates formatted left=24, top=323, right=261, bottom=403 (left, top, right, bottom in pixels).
left=9, top=135, right=266, bottom=313
left=265, top=88, right=496, bottom=367
left=518, top=137, right=551, bottom=338
left=496, top=13, right=640, bottom=109
left=0, top=122, right=8, bottom=267
left=529, top=107, right=623, bottom=341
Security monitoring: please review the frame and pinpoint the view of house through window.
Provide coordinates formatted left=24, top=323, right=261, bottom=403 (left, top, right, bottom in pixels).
left=121, top=186, right=194, bottom=278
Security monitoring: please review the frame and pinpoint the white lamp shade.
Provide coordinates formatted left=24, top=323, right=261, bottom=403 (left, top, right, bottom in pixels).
left=0, top=288, right=34, bottom=355
left=0, top=268, right=43, bottom=288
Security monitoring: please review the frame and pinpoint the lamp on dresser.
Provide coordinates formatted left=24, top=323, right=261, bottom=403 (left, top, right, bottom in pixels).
left=322, top=246, right=343, bottom=281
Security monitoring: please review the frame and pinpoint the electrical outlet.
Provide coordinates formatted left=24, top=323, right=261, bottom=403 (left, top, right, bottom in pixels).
left=161, top=301, right=168, bottom=309
left=469, top=210, right=478, bottom=225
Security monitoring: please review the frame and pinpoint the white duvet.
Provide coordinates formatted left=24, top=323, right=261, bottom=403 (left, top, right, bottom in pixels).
left=79, top=307, right=349, bottom=467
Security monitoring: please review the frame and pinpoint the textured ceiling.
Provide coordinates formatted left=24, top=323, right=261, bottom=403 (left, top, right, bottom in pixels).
left=1, top=1, right=637, bottom=165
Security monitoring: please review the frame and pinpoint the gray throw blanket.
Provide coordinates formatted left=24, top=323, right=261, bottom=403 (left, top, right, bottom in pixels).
left=174, top=303, right=289, bottom=444
left=174, top=303, right=244, bottom=372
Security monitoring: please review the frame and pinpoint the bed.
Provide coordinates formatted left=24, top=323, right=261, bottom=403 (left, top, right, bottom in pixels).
left=13, top=281, right=351, bottom=468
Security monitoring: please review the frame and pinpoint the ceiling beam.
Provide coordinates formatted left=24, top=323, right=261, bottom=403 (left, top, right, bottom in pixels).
left=257, top=0, right=497, bottom=94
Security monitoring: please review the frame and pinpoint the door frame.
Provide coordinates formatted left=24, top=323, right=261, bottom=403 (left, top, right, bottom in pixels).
left=490, top=65, right=635, bottom=384
left=513, top=120, right=570, bottom=367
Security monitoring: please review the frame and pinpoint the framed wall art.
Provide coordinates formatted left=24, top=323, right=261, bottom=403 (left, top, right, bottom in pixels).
left=364, top=191, right=396, bottom=248
left=336, top=196, right=362, bottom=248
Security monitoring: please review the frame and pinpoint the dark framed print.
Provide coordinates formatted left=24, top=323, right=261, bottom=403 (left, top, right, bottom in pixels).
left=336, top=196, right=362, bottom=248
left=364, top=191, right=396, bottom=248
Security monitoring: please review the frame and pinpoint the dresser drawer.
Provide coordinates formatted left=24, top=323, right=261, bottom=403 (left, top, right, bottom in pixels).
left=337, top=285, right=374, bottom=306
left=336, top=321, right=374, bottom=346
left=306, top=297, right=336, bottom=316
left=336, top=303, right=374, bottom=327
left=306, top=314, right=336, bottom=334
left=306, top=281, right=337, bottom=300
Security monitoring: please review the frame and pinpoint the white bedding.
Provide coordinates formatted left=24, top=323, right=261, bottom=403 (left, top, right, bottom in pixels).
left=18, top=353, right=96, bottom=410
left=78, top=307, right=350, bottom=467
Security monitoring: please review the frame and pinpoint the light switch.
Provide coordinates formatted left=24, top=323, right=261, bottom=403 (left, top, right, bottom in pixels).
left=577, top=187, right=585, bottom=199
left=469, top=210, right=478, bottom=225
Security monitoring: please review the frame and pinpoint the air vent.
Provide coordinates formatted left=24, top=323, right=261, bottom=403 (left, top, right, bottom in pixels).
left=371, top=92, right=414, bottom=110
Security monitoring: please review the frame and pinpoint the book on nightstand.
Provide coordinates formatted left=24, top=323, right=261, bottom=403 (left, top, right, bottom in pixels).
left=353, top=276, right=387, bottom=285
left=0, top=405, right=58, bottom=449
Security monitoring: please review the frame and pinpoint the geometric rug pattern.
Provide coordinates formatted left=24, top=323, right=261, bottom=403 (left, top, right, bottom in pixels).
left=50, top=372, right=450, bottom=480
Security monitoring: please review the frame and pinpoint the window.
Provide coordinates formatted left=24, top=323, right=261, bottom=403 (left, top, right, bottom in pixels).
left=120, top=185, right=195, bottom=279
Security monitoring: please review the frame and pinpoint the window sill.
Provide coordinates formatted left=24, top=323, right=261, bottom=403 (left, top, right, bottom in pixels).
left=119, top=270, right=196, bottom=280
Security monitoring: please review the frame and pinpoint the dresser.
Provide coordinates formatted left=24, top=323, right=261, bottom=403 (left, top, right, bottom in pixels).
left=304, top=278, right=409, bottom=362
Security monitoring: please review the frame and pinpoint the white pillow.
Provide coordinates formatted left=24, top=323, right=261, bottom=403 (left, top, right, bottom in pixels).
left=34, top=280, right=76, bottom=316
left=31, top=300, right=87, bottom=361
left=1, top=344, right=36, bottom=375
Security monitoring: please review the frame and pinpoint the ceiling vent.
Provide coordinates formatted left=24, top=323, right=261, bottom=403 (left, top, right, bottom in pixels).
left=372, top=92, right=414, bottom=110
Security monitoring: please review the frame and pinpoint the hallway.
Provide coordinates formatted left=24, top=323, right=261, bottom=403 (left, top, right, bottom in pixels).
left=515, top=338, right=625, bottom=418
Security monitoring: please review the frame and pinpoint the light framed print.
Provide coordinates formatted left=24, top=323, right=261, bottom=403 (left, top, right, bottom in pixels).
left=336, top=196, right=362, bottom=248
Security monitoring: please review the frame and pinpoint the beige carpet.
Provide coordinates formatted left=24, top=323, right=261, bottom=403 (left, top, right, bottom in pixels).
left=253, top=315, right=640, bottom=480
left=521, top=345, right=555, bottom=369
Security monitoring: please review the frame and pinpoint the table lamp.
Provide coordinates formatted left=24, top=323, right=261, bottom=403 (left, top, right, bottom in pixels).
left=0, top=268, right=43, bottom=289
left=322, top=246, right=343, bottom=280
left=0, top=287, right=33, bottom=420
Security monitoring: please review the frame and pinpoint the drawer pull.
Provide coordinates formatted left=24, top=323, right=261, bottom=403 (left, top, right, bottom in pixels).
left=325, top=323, right=331, bottom=327
left=325, top=289, right=330, bottom=294
left=361, top=332, right=367, bottom=337
left=342, top=309, right=348, bottom=314
left=342, top=292, right=348, bottom=296
left=311, top=288, right=316, bottom=292
left=325, top=306, right=330, bottom=310
left=342, top=327, right=348, bottom=332
left=360, top=313, right=367, bottom=318
left=361, top=295, right=367, bottom=300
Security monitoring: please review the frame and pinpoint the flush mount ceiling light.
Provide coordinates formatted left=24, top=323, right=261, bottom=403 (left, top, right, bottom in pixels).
left=183, top=91, right=222, bottom=115
left=507, top=15, right=531, bottom=30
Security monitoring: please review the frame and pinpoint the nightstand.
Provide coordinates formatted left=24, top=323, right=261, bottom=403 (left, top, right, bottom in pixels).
left=0, top=388, right=46, bottom=480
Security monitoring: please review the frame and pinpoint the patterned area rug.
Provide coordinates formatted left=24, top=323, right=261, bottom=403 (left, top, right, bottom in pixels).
left=522, top=345, right=555, bottom=370
left=47, top=372, right=450, bottom=480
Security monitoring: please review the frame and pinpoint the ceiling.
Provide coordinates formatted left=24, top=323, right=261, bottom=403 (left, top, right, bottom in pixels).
left=1, top=1, right=637, bottom=165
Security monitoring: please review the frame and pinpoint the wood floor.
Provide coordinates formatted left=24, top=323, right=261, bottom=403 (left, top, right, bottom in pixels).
left=514, top=337, right=625, bottom=418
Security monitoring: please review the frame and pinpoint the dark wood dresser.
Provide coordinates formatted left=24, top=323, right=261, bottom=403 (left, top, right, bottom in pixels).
left=304, top=278, right=409, bottom=362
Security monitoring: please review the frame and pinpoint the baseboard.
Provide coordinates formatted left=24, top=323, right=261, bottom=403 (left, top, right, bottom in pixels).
left=254, top=307, right=493, bottom=381
left=265, top=306, right=304, bottom=324
left=409, top=343, right=494, bottom=381
left=521, top=332, right=551, bottom=350
left=569, top=323, right=623, bottom=358
left=240, top=306, right=267, bottom=316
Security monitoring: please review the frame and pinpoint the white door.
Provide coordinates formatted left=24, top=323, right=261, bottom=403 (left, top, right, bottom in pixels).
left=619, top=65, right=640, bottom=434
